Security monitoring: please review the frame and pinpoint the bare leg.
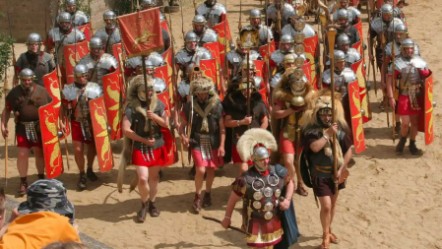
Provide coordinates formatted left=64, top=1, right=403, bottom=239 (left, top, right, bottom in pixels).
left=73, top=141, right=85, bottom=172
left=409, top=115, right=419, bottom=140
left=86, top=143, right=96, bottom=169
left=205, top=168, right=215, bottom=193
left=399, top=115, right=410, bottom=138
left=195, top=165, right=206, bottom=195
left=136, top=166, right=149, bottom=203
left=148, top=166, right=161, bottom=202
left=17, top=147, right=30, bottom=178
left=319, top=195, right=332, bottom=248
left=32, top=146, right=45, bottom=175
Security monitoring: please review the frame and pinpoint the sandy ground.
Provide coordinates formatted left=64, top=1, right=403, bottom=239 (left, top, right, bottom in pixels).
left=1, top=0, right=442, bottom=248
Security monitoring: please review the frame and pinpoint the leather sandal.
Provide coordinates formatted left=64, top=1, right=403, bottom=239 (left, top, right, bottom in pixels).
left=329, top=232, right=339, bottom=244
left=318, top=233, right=330, bottom=249
left=296, top=185, right=309, bottom=197
left=193, top=194, right=202, bottom=213
left=136, top=202, right=148, bottom=223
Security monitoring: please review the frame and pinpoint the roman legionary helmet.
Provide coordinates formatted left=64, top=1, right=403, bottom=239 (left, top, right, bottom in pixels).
left=140, top=0, right=157, bottom=8
left=103, top=10, right=117, bottom=21
left=65, top=0, right=76, bottom=6
left=249, top=9, right=261, bottom=19
left=26, top=33, right=42, bottom=44
left=19, top=68, right=35, bottom=81
left=336, top=9, right=349, bottom=22
left=236, top=128, right=277, bottom=171
left=401, top=38, right=414, bottom=49
left=380, top=3, right=394, bottom=15
left=89, top=37, right=104, bottom=49
left=193, top=15, right=207, bottom=25
left=334, top=50, right=346, bottom=63
left=74, top=64, right=88, bottom=77
left=58, top=12, right=72, bottom=24
left=336, top=33, right=351, bottom=47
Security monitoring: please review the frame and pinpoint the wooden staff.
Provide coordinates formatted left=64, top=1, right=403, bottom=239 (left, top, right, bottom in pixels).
left=391, top=0, right=397, bottom=143
left=166, top=8, right=186, bottom=167
left=367, top=0, right=378, bottom=98
left=180, top=0, right=185, bottom=39
left=3, top=67, right=8, bottom=186
left=327, top=27, right=338, bottom=192
left=238, top=0, right=243, bottom=31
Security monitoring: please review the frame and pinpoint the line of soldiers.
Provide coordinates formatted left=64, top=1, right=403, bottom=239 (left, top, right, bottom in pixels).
left=0, top=0, right=431, bottom=248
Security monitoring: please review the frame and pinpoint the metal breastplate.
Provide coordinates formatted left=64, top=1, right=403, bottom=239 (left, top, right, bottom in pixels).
left=178, top=80, right=190, bottom=98
left=198, top=28, right=218, bottom=45
left=153, top=77, right=167, bottom=93
left=94, top=28, right=121, bottom=53
left=49, top=28, right=85, bottom=65
left=323, top=68, right=356, bottom=96
left=395, top=56, right=426, bottom=95
left=72, top=11, right=89, bottom=26
left=266, top=4, right=295, bottom=27
left=258, top=25, right=273, bottom=45
left=271, top=50, right=286, bottom=67
left=79, top=54, right=117, bottom=85
left=346, top=49, right=361, bottom=64
left=196, top=3, right=226, bottom=28
left=245, top=168, right=285, bottom=220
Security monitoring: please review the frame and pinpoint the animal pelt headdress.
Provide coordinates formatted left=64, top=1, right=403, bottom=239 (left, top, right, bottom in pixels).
left=299, top=89, right=348, bottom=130
left=126, top=74, right=158, bottom=113
left=272, top=67, right=316, bottom=108
left=236, top=128, right=278, bottom=162
left=190, top=76, right=219, bottom=98
left=299, top=89, right=348, bottom=168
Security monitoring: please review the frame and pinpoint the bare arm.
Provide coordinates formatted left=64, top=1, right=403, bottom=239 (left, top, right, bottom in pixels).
left=221, top=191, right=241, bottom=229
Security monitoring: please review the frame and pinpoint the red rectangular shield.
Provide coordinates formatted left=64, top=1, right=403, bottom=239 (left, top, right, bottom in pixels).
left=63, top=40, right=89, bottom=84
left=102, top=71, right=123, bottom=140
left=212, top=18, right=232, bottom=72
left=258, top=41, right=276, bottom=60
left=304, top=35, right=319, bottom=88
left=39, top=104, right=63, bottom=178
left=348, top=80, right=366, bottom=153
left=199, top=58, right=219, bottom=91
left=42, top=70, right=70, bottom=138
left=117, top=8, right=164, bottom=57
left=89, top=97, right=114, bottom=172
left=77, top=23, right=92, bottom=41
left=351, top=59, right=372, bottom=123
left=418, top=73, right=434, bottom=145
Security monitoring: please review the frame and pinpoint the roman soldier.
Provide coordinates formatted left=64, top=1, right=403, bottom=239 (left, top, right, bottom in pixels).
left=226, top=37, right=263, bottom=82
left=384, top=23, right=419, bottom=134
left=222, top=128, right=296, bottom=248
left=93, top=10, right=121, bottom=54
left=281, top=14, right=316, bottom=41
left=15, top=33, right=55, bottom=86
left=195, top=0, right=227, bottom=28
left=387, top=38, right=431, bottom=156
left=270, top=34, right=305, bottom=88
left=179, top=77, right=225, bottom=213
left=125, top=55, right=167, bottom=94
left=62, top=64, right=103, bottom=190
left=190, top=15, right=218, bottom=46
left=1, top=69, right=52, bottom=196
left=64, top=0, right=89, bottom=26
left=46, top=12, right=85, bottom=80
left=330, top=0, right=361, bottom=25
left=77, top=37, right=118, bottom=86
left=223, top=60, right=268, bottom=174
left=240, top=9, right=273, bottom=47
left=335, top=33, right=361, bottom=67
left=266, top=0, right=295, bottom=42
left=322, top=50, right=357, bottom=127
left=369, top=3, right=404, bottom=70
left=175, top=31, right=213, bottom=106
left=299, top=89, right=353, bottom=249
left=333, top=9, right=360, bottom=48
left=272, top=61, right=314, bottom=196
left=122, top=75, right=170, bottom=222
